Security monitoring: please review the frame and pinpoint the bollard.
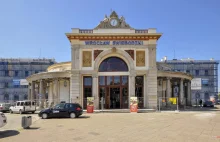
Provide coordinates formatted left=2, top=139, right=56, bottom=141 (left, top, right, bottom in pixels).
left=21, top=116, right=32, bottom=129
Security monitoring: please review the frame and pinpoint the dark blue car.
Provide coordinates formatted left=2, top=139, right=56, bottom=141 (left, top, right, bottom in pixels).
left=38, top=103, right=83, bottom=119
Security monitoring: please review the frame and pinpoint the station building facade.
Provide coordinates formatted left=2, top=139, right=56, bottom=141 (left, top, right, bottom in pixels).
left=26, top=11, right=193, bottom=110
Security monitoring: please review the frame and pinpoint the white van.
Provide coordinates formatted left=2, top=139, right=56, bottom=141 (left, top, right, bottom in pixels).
left=9, top=100, right=36, bottom=114
left=0, top=112, right=7, bottom=128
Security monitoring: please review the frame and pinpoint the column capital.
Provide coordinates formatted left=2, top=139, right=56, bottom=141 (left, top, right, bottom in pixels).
left=166, top=77, right=172, bottom=80
left=92, top=74, right=98, bottom=78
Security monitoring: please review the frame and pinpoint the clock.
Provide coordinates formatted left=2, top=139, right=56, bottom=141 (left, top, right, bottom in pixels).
left=110, top=19, right=118, bottom=26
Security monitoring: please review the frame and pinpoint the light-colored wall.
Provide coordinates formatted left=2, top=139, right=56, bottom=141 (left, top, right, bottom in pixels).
left=70, top=35, right=159, bottom=109
left=59, top=80, right=70, bottom=103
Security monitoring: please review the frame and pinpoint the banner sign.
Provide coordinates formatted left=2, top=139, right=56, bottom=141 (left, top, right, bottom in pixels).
left=169, top=98, right=177, bottom=104
left=87, top=97, right=94, bottom=113
left=12, top=79, right=28, bottom=86
left=130, top=97, right=138, bottom=113
left=13, top=79, right=20, bottom=85
left=191, top=78, right=201, bottom=90
left=85, top=40, right=143, bottom=45
left=20, top=79, right=28, bottom=85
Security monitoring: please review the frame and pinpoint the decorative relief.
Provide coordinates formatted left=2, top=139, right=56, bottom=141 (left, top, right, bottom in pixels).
left=112, top=47, right=116, bottom=53
left=125, top=50, right=134, bottom=60
left=94, top=50, right=103, bottom=60
left=136, top=51, right=145, bottom=66
left=83, top=51, right=92, bottom=67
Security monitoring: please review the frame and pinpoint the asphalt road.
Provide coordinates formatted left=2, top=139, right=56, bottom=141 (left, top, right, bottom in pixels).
left=0, top=113, right=39, bottom=131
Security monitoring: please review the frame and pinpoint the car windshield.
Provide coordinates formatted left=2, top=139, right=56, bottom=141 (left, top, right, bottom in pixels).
left=53, top=103, right=65, bottom=109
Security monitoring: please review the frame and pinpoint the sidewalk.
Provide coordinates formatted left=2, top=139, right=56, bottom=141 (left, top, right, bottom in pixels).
left=1, top=112, right=220, bottom=142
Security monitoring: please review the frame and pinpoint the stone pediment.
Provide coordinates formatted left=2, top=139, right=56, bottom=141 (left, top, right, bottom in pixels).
left=95, top=11, right=133, bottom=29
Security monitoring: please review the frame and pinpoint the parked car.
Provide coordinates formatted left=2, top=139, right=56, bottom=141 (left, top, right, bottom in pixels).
left=0, top=103, right=11, bottom=113
left=203, top=101, right=214, bottom=107
left=0, top=112, right=7, bottom=128
left=38, top=103, right=83, bottom=119
left=9, top=100, right=36, bottom=114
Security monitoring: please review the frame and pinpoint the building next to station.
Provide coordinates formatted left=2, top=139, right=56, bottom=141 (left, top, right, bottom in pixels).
left=26, top=11, right=193, bottom=110
left=161, top=57, right=219, bottom=105
left=0, top=58, right=56, bottom=103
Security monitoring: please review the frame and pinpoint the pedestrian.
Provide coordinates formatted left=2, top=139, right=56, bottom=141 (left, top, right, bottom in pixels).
left=199, top=99, right=203, bottom=107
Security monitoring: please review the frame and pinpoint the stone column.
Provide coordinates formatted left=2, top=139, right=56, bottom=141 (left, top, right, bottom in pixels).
left=187, top=81, right=191, bottom=106
left=48, top=82, right=53, bottom=107
left=54, top=79, right=58, bottom=105
left=31, top=81, right=35, bottom=101
left=92, top=74, right=99, bottom=109
left=166, top=77, right=171, bottom=104
left=129, top=72, right=136, bottom=107
left=180, top=79, right=184, bottom=105
left=57, top=80, right=60, bottom=103
left=39, top=80, right=45, bottom=108
left=28, top=83, right=31, bottom=100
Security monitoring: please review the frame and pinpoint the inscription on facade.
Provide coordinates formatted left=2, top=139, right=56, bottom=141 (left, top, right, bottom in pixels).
left=85, top=41, right=143, bottom=45
left=136, top=51, right=145, bottom=66
left=82, top=51, right=92, bottom=67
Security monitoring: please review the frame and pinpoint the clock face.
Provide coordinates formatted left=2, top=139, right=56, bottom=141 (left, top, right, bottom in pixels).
left=110, top=19, right=118, bottom=26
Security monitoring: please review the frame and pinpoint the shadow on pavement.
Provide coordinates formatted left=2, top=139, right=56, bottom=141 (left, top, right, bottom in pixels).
left=184, top=107, right=220, bottom=111
left=25, top=127, right=40, bottom=130
left=0, top=130, right=20, bottom=139
left=78, top=116, right=90, bottom=119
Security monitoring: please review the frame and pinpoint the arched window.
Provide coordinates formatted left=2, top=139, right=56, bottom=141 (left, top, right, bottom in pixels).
left=99, top=57, right=128, bottom=72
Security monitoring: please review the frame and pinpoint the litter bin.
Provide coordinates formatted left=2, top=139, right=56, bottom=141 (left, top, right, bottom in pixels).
left=21, top=116, right=32, bottom=129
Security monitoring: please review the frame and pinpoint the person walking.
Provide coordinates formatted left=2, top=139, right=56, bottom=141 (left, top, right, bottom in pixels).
left=199, top=99, right=203, bottom=107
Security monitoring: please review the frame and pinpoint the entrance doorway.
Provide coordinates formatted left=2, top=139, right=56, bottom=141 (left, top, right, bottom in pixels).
left=110, top=88, right=120, bottom=109
left=99, top=76, right=128, bottom=109
left=98, top=57, right=129, bottom=109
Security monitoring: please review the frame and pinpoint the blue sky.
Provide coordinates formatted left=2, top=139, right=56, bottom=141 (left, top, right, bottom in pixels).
left=0, top=0, right=219, bottom=61
left=0, top=0, right=220, bottom=88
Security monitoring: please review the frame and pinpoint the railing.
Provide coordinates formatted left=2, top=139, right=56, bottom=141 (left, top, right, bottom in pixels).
left=135, top=29, right=148, bottom=33
left=79, top=29, right=93, bottom=33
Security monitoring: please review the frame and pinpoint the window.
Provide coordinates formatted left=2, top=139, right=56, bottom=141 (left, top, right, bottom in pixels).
left=5, top=70, right=9, bottom=76
left=15, top=71, right=19, bottom=77
left=5, top=82, right=8, bottom=88
left=202, top=79, right=209, bottom=86
left=186, top=70, right=190, bottom=74
left=54, top=103, right=65, bottom=109
left=20, top=102, right=24, bottom=106
left=99, top=57, right=128, bottom=72
left=25, top=71, right=29, bottom=77
left=135, top=76, right=144, bottom=108
left=99, top=76, right=105, bottom=86
left=65, top=103, right=71, bottom=108
left=195, top=70, right=199, bottom=76
left=25, top=102, right=31, bottom=106
left=83, top=76, right=92, bottom=108
left=205, top=70, right=208, bottom=76
left=16, top=102, right=20, bottom=106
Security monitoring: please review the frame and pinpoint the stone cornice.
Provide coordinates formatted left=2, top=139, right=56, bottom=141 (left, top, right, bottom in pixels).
left=157, top=70, right=193, bottom=80
left=26, top=71, right=71, bottom=82
left=66, top=33, right=162, bottom=41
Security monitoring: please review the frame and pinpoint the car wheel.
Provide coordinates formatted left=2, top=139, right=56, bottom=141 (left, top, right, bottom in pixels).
left=70, top=113, right=76, bottom=118
left=10, top=109, right=13, bottom=114
left=19, top=110, right=22, bottom=114
left=42, top=113, right=48, bottom=119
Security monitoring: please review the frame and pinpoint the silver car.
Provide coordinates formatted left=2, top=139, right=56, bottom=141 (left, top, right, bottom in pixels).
left=0, top=103, right=11, bottom=113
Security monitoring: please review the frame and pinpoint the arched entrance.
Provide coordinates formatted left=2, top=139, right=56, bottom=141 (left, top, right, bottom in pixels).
left=98, top=57, right=129, bottom=109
